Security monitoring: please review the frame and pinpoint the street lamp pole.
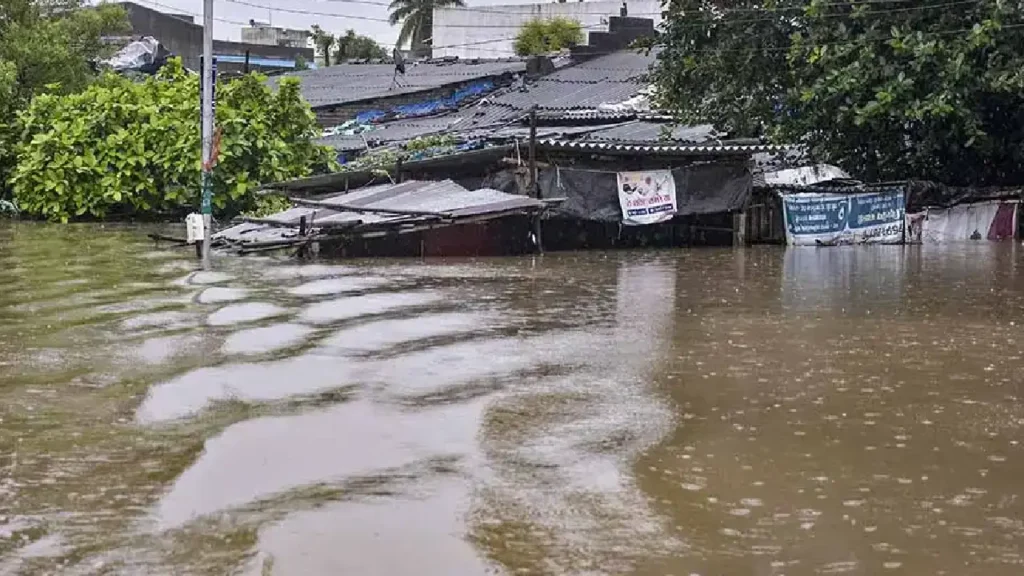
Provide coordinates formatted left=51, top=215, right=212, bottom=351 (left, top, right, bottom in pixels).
left=200, top=0, right=214, bottom=269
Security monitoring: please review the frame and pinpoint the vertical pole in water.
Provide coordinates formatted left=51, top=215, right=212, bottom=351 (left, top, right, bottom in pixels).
left=200, top=0, right=215, bottom=269
left=528, top=105, right=538, bottom=197
left=733, top=211, right=747, bottom=247
left=528, top=106, right=543, bottom=253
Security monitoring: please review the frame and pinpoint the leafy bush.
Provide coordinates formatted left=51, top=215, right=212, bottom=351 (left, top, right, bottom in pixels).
left=10, top=58, right=336, bottom=222
left=513, top=18, right=583, bottom=57
left=242, top=194, right=293, bottom=218
left=404, top=134, right=455, bottom=152
left=0, top=1, right=128, bottom=197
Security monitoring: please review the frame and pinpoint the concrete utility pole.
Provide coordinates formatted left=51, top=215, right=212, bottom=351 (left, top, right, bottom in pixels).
left=200, top=0, right=214, bottom=269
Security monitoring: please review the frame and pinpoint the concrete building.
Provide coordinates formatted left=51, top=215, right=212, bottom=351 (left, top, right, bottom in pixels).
left=116, top=2, right=313, bottom=72
left=241, top=21, right=310, bottom=49
left=432, top=0, right=662, bottom=59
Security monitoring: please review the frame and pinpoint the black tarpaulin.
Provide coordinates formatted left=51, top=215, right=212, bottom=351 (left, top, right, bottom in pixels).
left=537, top=163, right=752, bottom=222
left=675, top=163, right=751, bottom=216
left=539, top=167, right=622, bottom=221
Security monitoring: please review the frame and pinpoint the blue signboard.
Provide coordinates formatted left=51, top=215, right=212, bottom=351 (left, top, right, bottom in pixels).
left=781, top=190, right=905, bottom=245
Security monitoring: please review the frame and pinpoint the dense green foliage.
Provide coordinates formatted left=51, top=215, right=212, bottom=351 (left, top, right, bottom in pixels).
left=10, top=60, right=336, bottom=222
left=0, top=0, right=129, bottom=193
left=311, top=26, right=386, bottom=65
left=388, top=0, right=466, bottom=54
left=336, top=29, right=388, bottom=61
left=514, top=17, right=584, bottom=56
left=654, top=0, right=1024, bottom=185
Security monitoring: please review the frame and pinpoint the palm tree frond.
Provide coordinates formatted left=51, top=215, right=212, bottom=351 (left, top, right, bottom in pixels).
left=396, top=19, right=415, bottom=49
left=389, top=4, right=417, bottom=25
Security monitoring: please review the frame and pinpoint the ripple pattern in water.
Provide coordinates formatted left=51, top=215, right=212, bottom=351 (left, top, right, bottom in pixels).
left=3, top=224, right=1024, bottom=576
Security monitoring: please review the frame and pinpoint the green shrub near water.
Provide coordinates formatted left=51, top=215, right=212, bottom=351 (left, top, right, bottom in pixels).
left=10, top=58, right=337, bottom=222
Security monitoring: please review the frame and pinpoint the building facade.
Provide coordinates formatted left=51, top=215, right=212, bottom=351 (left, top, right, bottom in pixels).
left=116, top=2, right=313, bottom=72
left=241, top=23, right=310, bottom=49
left=432, top=0, right=662, bottom=59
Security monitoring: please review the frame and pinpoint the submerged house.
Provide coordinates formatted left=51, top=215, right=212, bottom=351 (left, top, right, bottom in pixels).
left=220, top=17, right=804, bottom=257
left=749, top=178, right=1022, bottom=246
left=215, top=178, right=558, bottom=257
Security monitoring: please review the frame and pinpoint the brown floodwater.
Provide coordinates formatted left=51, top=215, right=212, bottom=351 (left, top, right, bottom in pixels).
left=2, top=222, right=1024, bottom=575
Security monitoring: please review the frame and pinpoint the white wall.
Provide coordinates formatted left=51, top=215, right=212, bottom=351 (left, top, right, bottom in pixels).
left=432, top=0, right=662, bottom=59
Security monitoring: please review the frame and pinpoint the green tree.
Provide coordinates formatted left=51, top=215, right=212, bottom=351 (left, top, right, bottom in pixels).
left=388, top=0, right=466, bottom=55
left=653, top=0, right=1024, bottom=186
left=0, top=60, right=18, bottom=189
left=513, top=17, right=583, bottom=56
left=311, top=24, right=336, bottom=66
left=10, top=59, right=337, bottom=222
left=335, top=29, right=387, bottom=61
left=0, top=0, right=128, bottom=195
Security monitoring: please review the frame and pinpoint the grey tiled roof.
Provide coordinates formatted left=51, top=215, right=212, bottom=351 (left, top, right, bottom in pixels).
left=274, top=59, right=527, bottom=108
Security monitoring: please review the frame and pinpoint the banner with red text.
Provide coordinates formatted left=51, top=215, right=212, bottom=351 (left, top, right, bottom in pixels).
left=616, top=170, right=677, bottom=226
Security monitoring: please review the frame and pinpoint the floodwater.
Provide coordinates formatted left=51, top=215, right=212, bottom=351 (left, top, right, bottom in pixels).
left=2, top=222, right=1024, bottom=575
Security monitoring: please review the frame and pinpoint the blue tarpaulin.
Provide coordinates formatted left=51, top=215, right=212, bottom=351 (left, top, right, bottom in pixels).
left=354, top=80, right=496, bottom=124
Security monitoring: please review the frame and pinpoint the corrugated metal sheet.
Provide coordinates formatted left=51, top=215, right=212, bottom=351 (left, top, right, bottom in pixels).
left=261, top=146, right=515, bottom=195
left=761, top=165, right=851, bottom=187
left=586, top=122, right=719, bottom=143
left=538, top=139, right=787, bottom=155
left=487, top=49, right=656, bottom=111
left=215, top=179, right=547, bottom=246
left=272, top=60, right=527, bottom=108
left=310, top=50, right=658, bottom=150
left=314, top=180, right=543, bottom=221
left=317, top=104, right=527, bottom=151
left=316, top=133, right=369, bottom=152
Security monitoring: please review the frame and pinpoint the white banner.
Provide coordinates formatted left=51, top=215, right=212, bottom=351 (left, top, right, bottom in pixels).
left=781, top=191, right=905, bottom=245
left=906, top=200, right=1018, bottom=243
left=617, top=170, right=677, bottom=226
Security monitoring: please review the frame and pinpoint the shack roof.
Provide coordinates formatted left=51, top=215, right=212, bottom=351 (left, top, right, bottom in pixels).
left=772, top=179, right=1024, bottom=212
left=490, top=49, right=656, bottom=112
left=215, top=178, right=552, bottom=250
left=538, top=139, right=786, bottom=156
left=583, top=121, right=719, bottom=144
left=312, top=49, right=658, bottom=149
left=264, top=146, right=515, bottom=196
left=272, top=59, right=528, bottom=109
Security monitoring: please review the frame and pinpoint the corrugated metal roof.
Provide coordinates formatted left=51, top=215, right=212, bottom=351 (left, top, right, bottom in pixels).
left=313, top=179, right=544, bottom=221
left=215, top=179, right=548, bottom=246
left=586, top=121, right=719, bottom=143
left=761, top=165, right=852, bottom=187
left=486, top=49, right=655, bottom=112
left=538, top=139, right=787, bottom=155
left=317, top=103, right=527, bottom=151
left=273, top=60, right=527, bottom=108
left=309, top=50, right=658, bottom=150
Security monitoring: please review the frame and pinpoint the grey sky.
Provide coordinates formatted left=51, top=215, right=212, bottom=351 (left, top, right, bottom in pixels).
left=127, top=0, right=523, bottom=47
